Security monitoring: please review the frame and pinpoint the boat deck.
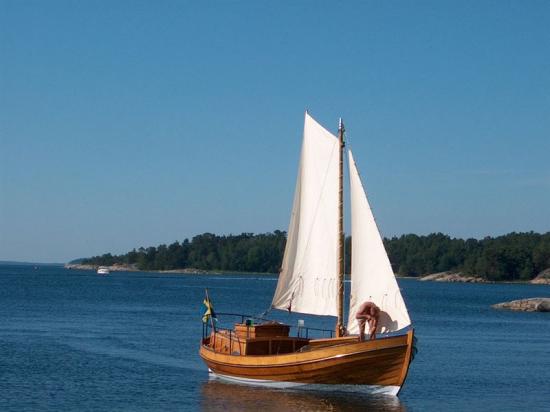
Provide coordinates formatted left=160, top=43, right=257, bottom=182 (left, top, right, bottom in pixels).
left=203, top=321, right=312, bottom=356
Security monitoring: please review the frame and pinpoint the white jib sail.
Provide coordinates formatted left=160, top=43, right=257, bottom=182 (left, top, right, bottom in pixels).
left=272, top=112, right=340, bottom=316
left=346, top=150, right=411, bottom=334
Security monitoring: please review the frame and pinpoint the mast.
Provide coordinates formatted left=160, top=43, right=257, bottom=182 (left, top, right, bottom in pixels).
left=336, top=118, right=345, bottom=337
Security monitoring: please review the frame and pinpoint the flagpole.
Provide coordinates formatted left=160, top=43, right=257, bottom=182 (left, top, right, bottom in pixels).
left=205, top=288, right=216, bottom=333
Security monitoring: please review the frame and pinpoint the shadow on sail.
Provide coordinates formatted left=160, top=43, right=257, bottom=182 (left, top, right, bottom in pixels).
left=377, top=310, right=398, bottom=333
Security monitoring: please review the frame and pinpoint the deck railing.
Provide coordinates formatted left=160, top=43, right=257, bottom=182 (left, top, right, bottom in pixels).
left=201, top=312, right=335, bottom=346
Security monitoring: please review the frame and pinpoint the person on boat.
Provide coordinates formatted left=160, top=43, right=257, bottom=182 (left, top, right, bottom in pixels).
left=356, top=301, right=380, bottom=341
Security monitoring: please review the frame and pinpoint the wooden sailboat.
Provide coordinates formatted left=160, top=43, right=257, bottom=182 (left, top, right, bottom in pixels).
left=199, top=112, right=415, bottom=396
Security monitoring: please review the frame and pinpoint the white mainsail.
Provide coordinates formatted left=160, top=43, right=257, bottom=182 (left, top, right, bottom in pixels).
left=346, top=150, right=411, bottom=334
left=271, top=112, right=340, bottom=316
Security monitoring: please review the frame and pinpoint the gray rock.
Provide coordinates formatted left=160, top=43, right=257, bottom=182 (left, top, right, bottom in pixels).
left=492, top=298, right=550, bottom=312
left=535, top=300, right=550, bottom=312
left=419, top=271, right=488, bottom=283
left=530, top=268, right=550, bottom=285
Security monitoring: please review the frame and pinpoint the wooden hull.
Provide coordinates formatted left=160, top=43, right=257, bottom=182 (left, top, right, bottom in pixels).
left=200, top=329, right=414, bottom=395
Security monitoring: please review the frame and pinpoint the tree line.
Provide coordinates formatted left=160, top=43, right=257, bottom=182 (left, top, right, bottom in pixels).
left=80, top=231, right=287, bottom=274
left=78, top=231, right=550, bottom=281
left=384, top=232, right=550, bottom=281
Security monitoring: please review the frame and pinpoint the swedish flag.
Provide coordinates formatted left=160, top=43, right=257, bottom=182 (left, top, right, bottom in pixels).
left=202, top=293, right=217, bottom=323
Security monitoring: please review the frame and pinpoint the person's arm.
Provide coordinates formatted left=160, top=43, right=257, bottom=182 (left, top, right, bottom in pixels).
left=358, top=319, right=366, bottom=341
left=369, top=317, right=378, bottom=340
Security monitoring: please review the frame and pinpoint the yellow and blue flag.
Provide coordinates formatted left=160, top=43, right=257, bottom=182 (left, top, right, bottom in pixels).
left=202, top=293, right=217, bottom=323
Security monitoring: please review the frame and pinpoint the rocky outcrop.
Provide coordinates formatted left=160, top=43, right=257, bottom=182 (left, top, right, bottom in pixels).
left=65, top=263, right=96, bottom=271
left=64, top=263, right=211, bottom=274
left=419, top=271, right=489, bottom=283
left=492, top=298, right=550, bottom=312
left=530, top=268, right=550, bottom=285
left=158, top=268, right=212, bottom=274
left=65, top=263, right=138, bottom=272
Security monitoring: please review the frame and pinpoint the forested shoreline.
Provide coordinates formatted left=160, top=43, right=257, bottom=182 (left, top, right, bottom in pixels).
left=76, top=231, right=550, bottom=282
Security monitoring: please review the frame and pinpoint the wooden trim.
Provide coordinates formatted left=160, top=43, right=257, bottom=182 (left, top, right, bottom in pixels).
left=396, top=328, right=415, bottom=391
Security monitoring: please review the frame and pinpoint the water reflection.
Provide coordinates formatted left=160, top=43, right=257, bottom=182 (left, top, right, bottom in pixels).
left=201, top=380, right=406, bottom=412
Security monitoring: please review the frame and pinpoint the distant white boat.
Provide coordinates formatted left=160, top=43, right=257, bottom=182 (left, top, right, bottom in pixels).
left=97, top=267, right=110, bottom=275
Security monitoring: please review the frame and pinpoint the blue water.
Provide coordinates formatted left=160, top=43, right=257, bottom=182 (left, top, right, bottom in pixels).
left=1, top=265, right=549, bottom=411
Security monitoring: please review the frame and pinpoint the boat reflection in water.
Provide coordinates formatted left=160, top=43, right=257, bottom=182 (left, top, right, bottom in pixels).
left=200, top=379, right=406, bottom=412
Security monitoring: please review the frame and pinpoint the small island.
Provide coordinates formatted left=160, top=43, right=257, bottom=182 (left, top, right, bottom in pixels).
left=492, top=298, right=550, bottom=312
left=417, top=269, right=550, bottom=284
left=418, top=272, right=489, bottom=283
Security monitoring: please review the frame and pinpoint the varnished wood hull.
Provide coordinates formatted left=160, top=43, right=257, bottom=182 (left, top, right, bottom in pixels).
left=200, top=329, right=414, bottom=395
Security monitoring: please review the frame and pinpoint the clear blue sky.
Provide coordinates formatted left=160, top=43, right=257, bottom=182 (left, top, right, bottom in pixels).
left=1, top=1, right=549, bottom=263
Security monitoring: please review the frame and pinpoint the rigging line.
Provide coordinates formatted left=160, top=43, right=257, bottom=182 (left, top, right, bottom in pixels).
left=349, top=154, right=410, bottom=324
left=345, top=122, right=353, bottom=152
left=350, top=153, right=386, bottom=246
left=256, top=307, right=272, bottom=319
left=346, top=122, right=383, bottom=228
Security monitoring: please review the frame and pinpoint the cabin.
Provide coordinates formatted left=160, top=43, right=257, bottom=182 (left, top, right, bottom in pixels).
left=204, top=322, right=310, bottom=356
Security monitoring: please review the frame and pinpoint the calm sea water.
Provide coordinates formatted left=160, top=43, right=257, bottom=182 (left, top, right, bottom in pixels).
left=1, top=264, right=549, bottom=411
